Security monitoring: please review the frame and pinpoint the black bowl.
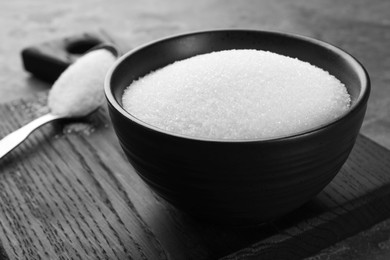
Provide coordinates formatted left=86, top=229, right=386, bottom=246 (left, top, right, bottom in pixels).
left=104, top=30, right=370, bottom=226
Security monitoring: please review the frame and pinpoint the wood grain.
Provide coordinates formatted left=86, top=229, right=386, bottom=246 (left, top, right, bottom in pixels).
left=0, top=95, right=390, bottom=260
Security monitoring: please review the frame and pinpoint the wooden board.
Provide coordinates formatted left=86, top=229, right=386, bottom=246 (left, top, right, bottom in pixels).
left=0, top=95, right=390, bottom=260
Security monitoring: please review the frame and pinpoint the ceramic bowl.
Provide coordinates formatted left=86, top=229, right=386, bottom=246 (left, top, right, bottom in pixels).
left=104, top=30, right=370, bottom=226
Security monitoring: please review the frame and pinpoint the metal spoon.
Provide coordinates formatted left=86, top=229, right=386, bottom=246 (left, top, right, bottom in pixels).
left=0, top=44, right=118, bottom=159
left=0, top=113, right=63, bottom=158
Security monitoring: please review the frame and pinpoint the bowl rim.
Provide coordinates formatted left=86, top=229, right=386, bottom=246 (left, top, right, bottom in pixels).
left=104, top=29, right=370, bottom=143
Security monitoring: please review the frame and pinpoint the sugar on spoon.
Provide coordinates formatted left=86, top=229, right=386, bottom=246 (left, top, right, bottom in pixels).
left=0, top=45, right=118, bottom=159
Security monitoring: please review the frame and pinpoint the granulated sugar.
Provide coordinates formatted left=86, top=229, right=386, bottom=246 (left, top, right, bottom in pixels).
left=48, top=49, right=116, bottom=117
left=122, top=50, right=351, bottom=140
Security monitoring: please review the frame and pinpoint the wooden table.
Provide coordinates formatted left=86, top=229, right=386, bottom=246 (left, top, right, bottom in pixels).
left=1, top=1, right=390, bottom=259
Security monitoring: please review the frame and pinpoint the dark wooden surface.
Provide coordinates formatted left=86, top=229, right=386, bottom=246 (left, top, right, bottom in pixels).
left=1, top=1, right=390, bottom=259
left=0, top=94, right=389, bottom=260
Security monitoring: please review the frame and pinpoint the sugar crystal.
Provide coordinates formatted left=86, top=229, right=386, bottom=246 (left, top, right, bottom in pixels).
left=122, top=50, right=350, bottom=140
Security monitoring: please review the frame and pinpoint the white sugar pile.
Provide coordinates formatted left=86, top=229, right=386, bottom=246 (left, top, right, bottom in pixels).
left=49, top=49, right=116, bottom=117
left=122, top=50, right=351, bottom=140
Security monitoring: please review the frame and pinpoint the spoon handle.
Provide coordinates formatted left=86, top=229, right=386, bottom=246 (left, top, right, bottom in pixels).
left=0, top=113, right=63, bottom=159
